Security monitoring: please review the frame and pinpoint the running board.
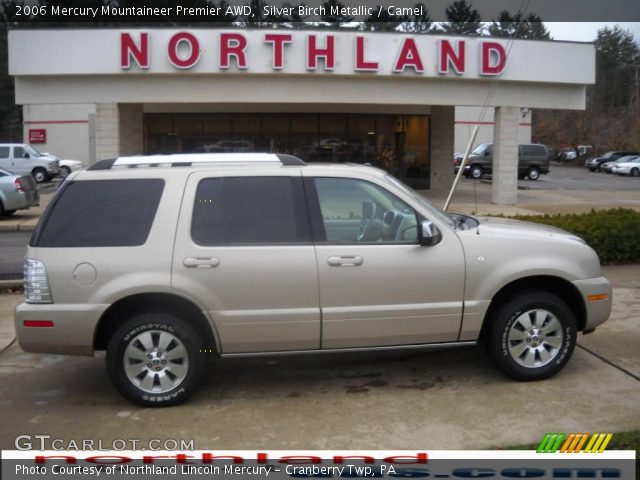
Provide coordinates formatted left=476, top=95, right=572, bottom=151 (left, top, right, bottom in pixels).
left=220, top=341, right=477, bottom=358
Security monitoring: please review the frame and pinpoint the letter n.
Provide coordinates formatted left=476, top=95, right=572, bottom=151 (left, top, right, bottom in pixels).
left=121, top=32, right=149, bottom=69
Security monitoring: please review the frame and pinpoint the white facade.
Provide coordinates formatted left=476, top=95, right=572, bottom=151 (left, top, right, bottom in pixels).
left=9, top=28, right=594, bottom=203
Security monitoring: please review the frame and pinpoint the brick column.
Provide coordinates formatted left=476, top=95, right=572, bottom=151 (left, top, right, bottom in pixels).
left=430, top=106, right=455, bottom=192
left=93, top=103, right=144, bottom=163
left=118, top=104, right=144, bottom=156
left=492, top=106, right=519, bottom=205
left=94, top=103, right=119, bottom=161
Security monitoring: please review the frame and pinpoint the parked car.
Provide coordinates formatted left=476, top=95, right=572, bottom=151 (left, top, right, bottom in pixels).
left=59, top=159, right=84, bottom=178
left=0, top=167, right=40, bottom=216
left=556, top=147, right=577, bottom=162
left=611, top=157, right=640, bottom=177
left=15, top=153, right=611, bottom=406
left=600, top=155, right=639, bottom=174
left=0, top=143, right=60, bottom=183
left=584, top=151, right=639, bottom=172
left=454, top=143, right=551, bottom=180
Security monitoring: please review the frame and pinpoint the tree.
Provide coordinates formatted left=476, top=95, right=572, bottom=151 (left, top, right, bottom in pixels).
left=593, top=25, right=639, bottom=111
left=534, top=26, right=640, bottom=152
left=0, top=1, right=24, bottom=141
left=487, top=11, right=551, bottom=40
left=440, top=0, right=482, bottom=36
left=362, top=6, right=405, bottom=32
left=400, top=3, right=433, bottom=34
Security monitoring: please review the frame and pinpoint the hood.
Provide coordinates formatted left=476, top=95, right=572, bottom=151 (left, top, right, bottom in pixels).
left=473, top=216, right=585, bottom=243
left=38, top=153, right=59, bottom=161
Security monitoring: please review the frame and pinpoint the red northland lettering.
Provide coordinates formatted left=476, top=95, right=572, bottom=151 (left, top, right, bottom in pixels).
left=119, top=32, right=506, bottom=77
left=35, top=453, right=428, bottom=465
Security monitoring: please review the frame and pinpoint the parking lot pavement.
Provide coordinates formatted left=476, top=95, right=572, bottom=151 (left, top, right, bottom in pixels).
left=1, top=277, right=638, bottom=450
left=430, top=164, right=640, bottom=216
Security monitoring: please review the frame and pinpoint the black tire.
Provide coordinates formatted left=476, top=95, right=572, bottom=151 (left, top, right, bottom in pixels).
left=0, top=200, right=4, bottom=217
left=106, top=312, right=207, bottom=407
left=4, top=210, right=16, bottom=216
left=32, top=167, right=47, bottom=184
left=469, top=164, right=483, bottom=179
left=486, top=291, right=576, bottom=381
left=588, top=168, right=596, bottom=172
left=527, top=166, right=541, bottom=181
left=60, top=166, right=71, bottom=178
left=631, top=168, right=639, bottom=178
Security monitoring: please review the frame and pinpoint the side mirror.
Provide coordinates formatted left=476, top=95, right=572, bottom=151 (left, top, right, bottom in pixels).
left=23, top=152, right=30, bottom=158
left=419, top=220, right=442, bottom=247
left=484, top=151, right=490, bottom=157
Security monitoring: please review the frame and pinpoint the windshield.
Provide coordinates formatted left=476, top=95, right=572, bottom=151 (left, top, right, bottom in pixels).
left=25, top=145, right=44, bottom=157
left=385, top=174, right=455, bottom=228
left=601, top=151, right=615, bottom=159
left=471, top=143, right=491, bottom=155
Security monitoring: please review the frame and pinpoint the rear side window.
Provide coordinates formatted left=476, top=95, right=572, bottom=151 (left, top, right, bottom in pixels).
left=192, top=176, right=310, bottom=245
left=521, top=145, right=546, bottom=156
left=34, top=179, right=164, bottom=247
left=0, top=147, right=9, bottom=159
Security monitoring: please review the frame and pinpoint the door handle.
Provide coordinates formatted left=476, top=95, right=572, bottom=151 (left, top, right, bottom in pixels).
left=327, top=255, right=363, bottom=267
left=183, top=257, right=220, bottom=268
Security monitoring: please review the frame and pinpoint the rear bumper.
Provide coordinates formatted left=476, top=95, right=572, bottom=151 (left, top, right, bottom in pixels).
left=2, top=190, right=39, bottom=211
left=14, top=302, right=108, bottom=356
left=571, top=277, right=612, bottom=331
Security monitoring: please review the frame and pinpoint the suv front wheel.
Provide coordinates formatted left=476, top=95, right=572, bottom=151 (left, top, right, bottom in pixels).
left=106, top=312, right=206, bottom=406
left=486, top=291, right=576, bottom=381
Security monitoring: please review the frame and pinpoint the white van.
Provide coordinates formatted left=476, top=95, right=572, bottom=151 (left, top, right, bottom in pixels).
left=0, top=143, right=61, bottom=183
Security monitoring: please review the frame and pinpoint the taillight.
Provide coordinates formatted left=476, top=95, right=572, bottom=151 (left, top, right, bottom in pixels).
left=14, top=178, right=24, bottom=192
left=24, top=259, right=53, bottom=304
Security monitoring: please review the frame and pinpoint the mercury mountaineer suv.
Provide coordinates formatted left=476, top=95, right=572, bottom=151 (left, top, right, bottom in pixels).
left=15, top=154, right=612, bottom=406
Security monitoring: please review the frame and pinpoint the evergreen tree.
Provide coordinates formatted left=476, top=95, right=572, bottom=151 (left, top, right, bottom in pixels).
left=440, top=0, right=482, bottom=36
left=594, top=25, right=639, bottom=111
left=487, top=11, right=551, bottom=40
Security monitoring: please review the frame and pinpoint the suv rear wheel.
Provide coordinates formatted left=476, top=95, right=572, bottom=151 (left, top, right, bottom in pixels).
left=527, top=166, right=541, bottom=180
left=487, top=291, right=576, bottom=381
left=631, top=168, right=639, bottom=177
left=106, top=312, right=206, bottom=406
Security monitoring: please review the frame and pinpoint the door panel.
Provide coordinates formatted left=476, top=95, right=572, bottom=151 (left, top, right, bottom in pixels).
left=171, top=172, right=320, bottom=353
left=308, top=176, right=465, bottom=348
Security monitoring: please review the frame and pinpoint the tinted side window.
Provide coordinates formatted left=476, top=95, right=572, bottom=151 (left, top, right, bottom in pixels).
left=0, top=147, right=9, bottom=159
left=522, top=145, right=546, bottom=156
left=192, top=177, right=310, bottom=245
left=13, top=147, right=25, bottom=158
left=35, top=179, right=164, bottom=247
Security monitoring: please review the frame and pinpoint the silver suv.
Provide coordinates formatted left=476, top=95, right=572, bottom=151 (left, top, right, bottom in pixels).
left=15, top=154, right=612, bottom=406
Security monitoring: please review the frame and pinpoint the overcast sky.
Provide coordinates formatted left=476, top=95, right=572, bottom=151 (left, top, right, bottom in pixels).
left=544, top=22, right=640, bottom=42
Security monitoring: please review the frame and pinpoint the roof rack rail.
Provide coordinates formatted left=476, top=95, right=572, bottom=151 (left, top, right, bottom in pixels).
left=87, top=153, right=306, bottom=171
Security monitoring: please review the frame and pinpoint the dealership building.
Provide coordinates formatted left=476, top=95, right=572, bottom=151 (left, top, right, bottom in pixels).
left=8, top=28, right=594, bottom=203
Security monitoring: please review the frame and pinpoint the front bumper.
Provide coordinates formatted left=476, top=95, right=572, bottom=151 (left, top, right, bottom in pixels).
left=571, top=276, right=612, bottom=331
left=14, top=302, right=108, bottom=356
